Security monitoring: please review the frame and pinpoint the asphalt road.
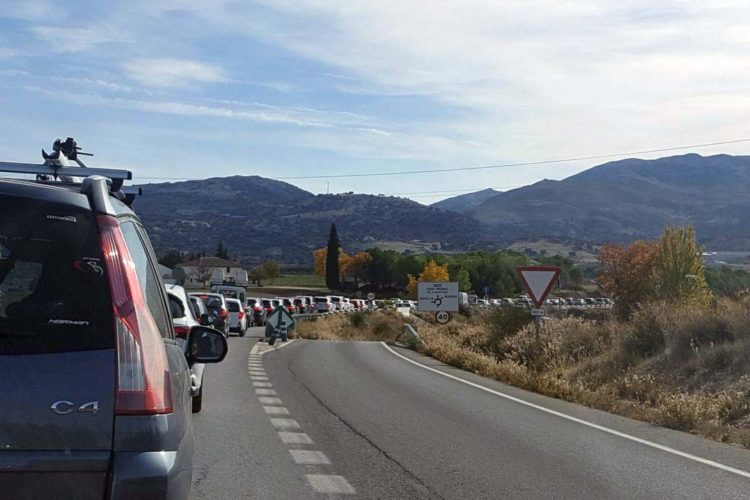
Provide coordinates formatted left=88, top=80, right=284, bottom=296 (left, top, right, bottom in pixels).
left=192, top=330, right=750, bottom=499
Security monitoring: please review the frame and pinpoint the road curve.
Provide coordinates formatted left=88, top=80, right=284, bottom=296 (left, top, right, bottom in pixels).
left=258, top=340, right=750, bottom=499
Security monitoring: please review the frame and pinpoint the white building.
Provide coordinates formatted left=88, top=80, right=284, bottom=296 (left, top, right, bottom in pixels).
left=176, top=257, right=249, bottom=287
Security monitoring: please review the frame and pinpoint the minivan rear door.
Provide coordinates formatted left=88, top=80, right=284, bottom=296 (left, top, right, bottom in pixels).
left=0, top=195, right=115, bottom=499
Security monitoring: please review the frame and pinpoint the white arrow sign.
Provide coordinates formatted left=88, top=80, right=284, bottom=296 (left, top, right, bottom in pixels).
left=267, top=305, right=296, bottom=331
left=516, top=266, right=561, bottom=308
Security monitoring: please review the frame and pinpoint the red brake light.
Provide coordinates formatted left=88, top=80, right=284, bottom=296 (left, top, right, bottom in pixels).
left=238, top=311, right=244, bottom=319
left=220, top=307, right=228, bottom=319
left=98, top=215, right=172, bottom=415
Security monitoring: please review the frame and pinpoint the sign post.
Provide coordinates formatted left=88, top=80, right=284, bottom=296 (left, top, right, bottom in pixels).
left=418, top=282, right=459, bottom=326
left=515, top=266, right=561, bottom=346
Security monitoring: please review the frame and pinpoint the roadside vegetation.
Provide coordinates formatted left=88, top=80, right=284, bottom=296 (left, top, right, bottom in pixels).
left=298, top=226, right=750, bottom=449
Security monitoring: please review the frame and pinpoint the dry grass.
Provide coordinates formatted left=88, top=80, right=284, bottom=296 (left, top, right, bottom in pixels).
left=297, top=301, right=750, bottom=448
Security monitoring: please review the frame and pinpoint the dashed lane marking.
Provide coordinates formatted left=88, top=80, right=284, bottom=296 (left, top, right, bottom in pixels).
left=264, top=406, right=290, bottom=415
left=259, top=397, right=283, bottom=405
left=250, top=376, right=269, bottom=381
left=255, top=388, right=277, bottom=396
left=270, top=418, right=301, bottom=430
left=253, top=382, right=273, bottom=387
left=278, top=432, right=313, bottom=445
left=305, top=475, right=356, bottom=495
left=290, top=450, right=330, bottom=465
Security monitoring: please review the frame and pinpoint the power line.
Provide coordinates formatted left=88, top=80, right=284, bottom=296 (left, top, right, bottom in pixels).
left=274, top=138, right=750, bottom=180
left=136, top=137, right=750, bottom=183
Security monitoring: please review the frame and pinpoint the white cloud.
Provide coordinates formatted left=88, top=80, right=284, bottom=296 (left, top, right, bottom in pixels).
left=31, top=25, right=128, bottom=53
left=123, top=58, right=227, bottom=88
left=0, top=47, right=17, bottom=58
left=2, top=0, right=56, bottom=21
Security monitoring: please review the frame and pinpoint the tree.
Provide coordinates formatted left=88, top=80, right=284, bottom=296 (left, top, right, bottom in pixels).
left=453, top=268, right=472, bottom=292
left=338, top=251, right=353, bottom=282
left=215, top=241, right=229, bottom=260
left=158, top=249, right=184, bottom=269
left=406, top=260, right=450, bottom=298
left=196, top=258, right=212, bottom=287
left=250, top=265, right=267, bottom=286
left=313, top=248, right=327, bottom=277
left=261, top=261, right=281, bottom=284
left=326, top=224, right=341, bottom=289
left=652, top=226, right=712, bottom=306
left=569, top=267, right=583, bottom=291
left=347, top=251, right=372, bottom=288
left=598, top=240, right=658, bottom=318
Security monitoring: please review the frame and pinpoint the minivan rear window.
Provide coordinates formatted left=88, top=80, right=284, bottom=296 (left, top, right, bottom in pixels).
left=0, top=197, right=113, bottom=354
left=227, top=301, right=240, bottom=312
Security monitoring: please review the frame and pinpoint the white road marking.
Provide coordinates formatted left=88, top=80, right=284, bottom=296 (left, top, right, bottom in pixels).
left=250, top=376, right=269, bottom=381
left=305, top=475, right=356, bottom=495
left=255, top=388, right=277, bottom=395
left=278, top=432, right=313, bottom=445
left=248, top=362, right=263, bottom=366
left=290, top=450, right=330, bottom=465
left=270, top=418, right=301, bottom=430
left=248, top=370, right=266, bottom=375
left=259, top=397, right=283, bottom=405
left=253, top=381, right=273, bottom=387
left=264, top=406, right=290, bottom=415
left=249, top=343, right=260, bottom=355
left=259, top=339, right=297, bottom=356
left=381, top=342, right=750, bottom=480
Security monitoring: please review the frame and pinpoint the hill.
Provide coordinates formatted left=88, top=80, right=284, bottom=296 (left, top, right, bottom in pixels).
left=431, top=188, right=499, bottom=213
left=134, top=176, right=490, bottom=266
left=439, top=154, right=750, bottom=249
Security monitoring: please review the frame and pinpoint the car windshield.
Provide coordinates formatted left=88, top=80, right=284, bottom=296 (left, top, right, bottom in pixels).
left=227, top=301, right=240, bottom=312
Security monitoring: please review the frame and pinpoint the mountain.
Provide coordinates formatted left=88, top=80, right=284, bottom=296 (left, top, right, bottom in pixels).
left=431, top=188, right=499, bottom=213
left=134, top=176, right=491, bottom=266
left=439, top=154, right=750, bottom=249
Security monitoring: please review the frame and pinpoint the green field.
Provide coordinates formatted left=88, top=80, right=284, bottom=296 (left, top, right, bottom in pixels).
left=269, top=273, right=326, bottom=287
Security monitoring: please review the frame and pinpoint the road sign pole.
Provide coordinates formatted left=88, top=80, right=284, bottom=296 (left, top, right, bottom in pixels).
left=534, top=315, right=541, bottom=347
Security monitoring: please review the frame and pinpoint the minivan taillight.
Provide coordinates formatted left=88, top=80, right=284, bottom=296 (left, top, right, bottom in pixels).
left=98, top=215, right=173, bottom=415
left=174, top=325, right=189, bottom=339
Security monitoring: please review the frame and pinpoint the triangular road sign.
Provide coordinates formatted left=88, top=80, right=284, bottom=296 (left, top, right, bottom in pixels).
left=267, top=305, right=296, bottom=331
left=516, top=266, right=561, bottom=308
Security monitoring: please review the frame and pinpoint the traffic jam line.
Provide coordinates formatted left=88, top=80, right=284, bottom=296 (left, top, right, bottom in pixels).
left=247, top=346, right=356, bottom=496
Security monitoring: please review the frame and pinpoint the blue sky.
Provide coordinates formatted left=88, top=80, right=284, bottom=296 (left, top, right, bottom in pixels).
left=1, top=1, right=750, bottom=203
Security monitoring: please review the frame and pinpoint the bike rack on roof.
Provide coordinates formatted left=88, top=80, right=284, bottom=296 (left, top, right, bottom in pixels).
left=0, top=137, right=140, bottom=206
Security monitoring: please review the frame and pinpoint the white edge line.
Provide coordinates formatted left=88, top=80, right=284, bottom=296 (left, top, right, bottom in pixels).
left=380, top=342, right=750, bottom=479
left=250, top=343, right=260, bottom=355
left=259, top=338, right=297, bottom=357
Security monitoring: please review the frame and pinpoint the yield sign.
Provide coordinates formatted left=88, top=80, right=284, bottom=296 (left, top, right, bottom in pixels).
left=516, top=266, right=561, bottom=308
left=267, top=305, right=296, bottom=331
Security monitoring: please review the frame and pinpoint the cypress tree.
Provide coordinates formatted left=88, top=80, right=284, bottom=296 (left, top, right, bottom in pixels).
left=326, top=224, right=341, bottom=289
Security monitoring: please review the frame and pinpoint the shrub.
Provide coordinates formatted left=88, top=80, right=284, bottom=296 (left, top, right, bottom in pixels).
left=349, top=311, right=366, bottom=328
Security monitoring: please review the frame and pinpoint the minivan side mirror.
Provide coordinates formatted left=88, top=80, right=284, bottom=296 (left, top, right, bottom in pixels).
left=187, top=326, right=228, bottom=364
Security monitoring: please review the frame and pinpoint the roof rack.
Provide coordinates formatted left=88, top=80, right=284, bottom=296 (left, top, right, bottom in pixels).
left=0, top=161, right=132, bottom=182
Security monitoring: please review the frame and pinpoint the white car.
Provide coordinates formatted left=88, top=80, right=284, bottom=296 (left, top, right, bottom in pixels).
left=165, top=284, right=206, bottom=413
left=226, top=298, right=248, bottom=337
left=328, top=295, right=344, bottom=311
left=314, top=296, right=334, bottom=312
left=341, top=297, right=355, bottom=311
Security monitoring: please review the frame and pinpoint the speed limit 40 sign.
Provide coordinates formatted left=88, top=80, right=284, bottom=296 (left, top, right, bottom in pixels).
left=435, top=311, right=452, bottom=324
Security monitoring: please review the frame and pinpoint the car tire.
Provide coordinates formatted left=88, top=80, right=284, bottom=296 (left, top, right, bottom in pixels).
left=239, top=327, right=246, bottom=337
left=192, top=388, right=203, bottom=413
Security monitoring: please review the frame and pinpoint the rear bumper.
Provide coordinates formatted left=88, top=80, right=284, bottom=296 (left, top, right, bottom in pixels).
left=109, top=451, right=190, bottom=500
